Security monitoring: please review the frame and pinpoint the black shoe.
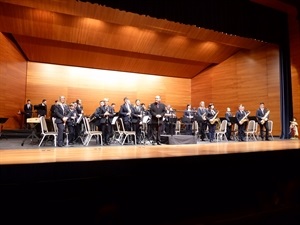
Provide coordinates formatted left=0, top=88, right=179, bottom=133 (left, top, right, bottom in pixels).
left=157, top=142, right=161, bottom=145
left=265, top=139, right=270, bottom=141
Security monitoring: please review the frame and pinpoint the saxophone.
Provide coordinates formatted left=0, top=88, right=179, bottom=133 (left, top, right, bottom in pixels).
left=260, top=110, right=270, bottom=125
left=239, top=111, right=250, bottom=125
left=209, top=110, right=220, bottom=125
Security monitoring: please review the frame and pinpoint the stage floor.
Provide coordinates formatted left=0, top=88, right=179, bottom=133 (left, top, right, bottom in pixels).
left=0, top=137, right=299, bottom=165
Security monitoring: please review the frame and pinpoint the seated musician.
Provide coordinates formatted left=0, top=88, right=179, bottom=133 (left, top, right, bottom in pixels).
left=164, top=104, right=176, bottom=135
left=183, top=104, right=193, bottom=135
left=290, top=117, right=299, bottom=139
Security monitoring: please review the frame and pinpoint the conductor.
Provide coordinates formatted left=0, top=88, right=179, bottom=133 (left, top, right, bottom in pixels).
left=149, top=95, right=166, bottom=145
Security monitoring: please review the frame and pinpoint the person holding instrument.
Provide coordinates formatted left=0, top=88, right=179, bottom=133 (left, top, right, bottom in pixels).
left=256, top=102, right=270, bottom=141
left=235, top=104, right=248, bottom=141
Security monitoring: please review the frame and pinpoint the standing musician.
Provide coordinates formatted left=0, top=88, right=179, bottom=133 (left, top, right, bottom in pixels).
left=66, top=103, right=78, bottom=145
left=197, top=101, right=208, bottom=141
left=225, top=107, right=233, bottom=140
left=23, top=99, right=33, bottom=129
left=74, top=99, right=84, bottom=141
left=119, top=97, right=133, bottom=132
left=235, top=104, right=248, bottom=141
left=99, top=98, right=114, bottom=145
left=256, top=102, right=270, bottom=141
left=150, top=95, right=166, bottom=145
left=183, top=104, right=194, bottom=135
left=54, top=96, right=69, bottom=147
left=131, top=99, right=143, bottom=144
left=206, top=103, right=218, bottom=142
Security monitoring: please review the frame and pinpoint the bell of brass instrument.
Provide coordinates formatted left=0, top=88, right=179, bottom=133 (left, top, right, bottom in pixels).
left=260, top=110, right=270, bottom=125
left=209, top=110, right=219, bottom=125
left=239, top=111, right=250, bottom=125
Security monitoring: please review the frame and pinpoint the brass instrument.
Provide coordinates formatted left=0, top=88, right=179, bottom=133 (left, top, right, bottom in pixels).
left=209, top=110, right=220, bottom=125
left=260, top=110, right=270, bottom=125
left=239, top=111, right=250, bottom=125
left=202, top=112, right=207, bottom=121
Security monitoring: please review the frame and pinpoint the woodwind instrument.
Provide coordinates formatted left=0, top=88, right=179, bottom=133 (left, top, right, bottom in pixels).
left=239, top=111, right=250, bottom=125
left=260, top=110, right=270, bottom=125
left=209, top=110, right=219, bottom=125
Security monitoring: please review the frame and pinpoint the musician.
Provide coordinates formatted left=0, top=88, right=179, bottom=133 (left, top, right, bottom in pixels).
left=235, top=104, right=248, bottom=141
left=164, top=104, right=176, bottom=135
left=225, top=107, right=233, bottom=140
left=74, top=99, right=84, bottom=141
left=256, top=102, right=270, bottom=141
left=36, top=99, right=47, bottom=117
left=119, top=97, right=133, bottom=132
left=131, top=99, right=143, bottom=144
left=23, top=99, right=33, bottom=129
left=206, top=103, right=218, bottom=142
left=54, top=96, right=69, bottom=147
left=50, top=100, right=58, bottom=118
left=99, top=98, right=114, bottom=145
left=141, top=103, right=152, bottom=141
left=290, top=117, right=299, bottom=139
left=197, top=101, right=208, bottom=141
left=66, top=103, right=78, bottom=145
left=183, top=104, right=194, bottom=135
left=150, top=95, right=166, bottom=145
left=93, top=100, right=105, bottom=132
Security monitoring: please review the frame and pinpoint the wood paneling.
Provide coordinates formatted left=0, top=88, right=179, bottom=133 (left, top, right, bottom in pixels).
left=192, top=44, right=281, bottom=135
left=26, top=62, right=190, bottom=118
left=0, top=0, right=266, bottom=78
left=0, top=33, right=27, bottom=129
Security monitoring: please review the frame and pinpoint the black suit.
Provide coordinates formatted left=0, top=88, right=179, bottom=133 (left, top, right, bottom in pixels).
left=54, top=103, right=69, bottom=146
left=236, top=110, right=247, bottom=141
left=150, top=102, right=166, bottom=144
left=23, top=103, right=33, bottom=128
left=119, top=103, right=133, bottom=131
left=225, top=111, right=232, bottom=140
left=256, top=108, right=269, bottom=140
left=99, top=105, right=114, bottom=144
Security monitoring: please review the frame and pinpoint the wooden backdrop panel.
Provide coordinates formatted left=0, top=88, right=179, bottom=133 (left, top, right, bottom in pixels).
left=0, top=33, right=27, bottom=129
left=192, top=44, right=281, bottom=136
left=26, top=62, right=191, bottom=118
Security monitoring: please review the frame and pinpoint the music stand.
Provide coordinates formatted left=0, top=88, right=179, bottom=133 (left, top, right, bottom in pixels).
left=229, top=116, right=238, bottom=125
left=0, top=117, right=8, bottom=140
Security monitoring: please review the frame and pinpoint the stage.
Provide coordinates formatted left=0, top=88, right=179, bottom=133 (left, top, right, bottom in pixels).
left=1, top=138, right=300, bottom=225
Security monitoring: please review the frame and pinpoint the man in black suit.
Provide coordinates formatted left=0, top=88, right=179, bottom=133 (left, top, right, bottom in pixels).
left=99, top=98, right=114, bottom=145
left=149, top=95, right=166, bottom=145
left=54, top=96, right=69, bottom=147
left=256, top=102, right=270, bottom=141
left=119, top=97, right=133, bottom=131
left=36, top=99, right=47, bottom=117
left=23, top=99, right=33, bottom=129
left=235, top=104, right=248, bottom=141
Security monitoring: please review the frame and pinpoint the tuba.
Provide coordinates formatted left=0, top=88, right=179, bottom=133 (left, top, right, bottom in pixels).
left=209, top=110, right=220, bottom=125
left=239, top=111, right=250, bottom=125
left=260, top=110, right=270, bottom=125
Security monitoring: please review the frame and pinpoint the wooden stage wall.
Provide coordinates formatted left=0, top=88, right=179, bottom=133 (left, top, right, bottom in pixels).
left=1, top=30, right=300, bottom=136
